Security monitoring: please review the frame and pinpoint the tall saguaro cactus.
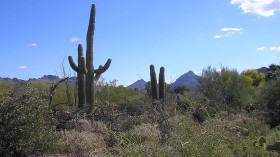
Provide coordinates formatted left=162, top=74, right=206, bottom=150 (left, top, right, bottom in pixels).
left=68, top=4, right=112, bottom=114
left=150, top=65, right=165, bottom=102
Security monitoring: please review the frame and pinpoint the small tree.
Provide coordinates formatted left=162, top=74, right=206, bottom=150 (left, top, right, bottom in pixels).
left=265, top=64, right=280, bottom=81
left=198, top=66, right=251, bottom=110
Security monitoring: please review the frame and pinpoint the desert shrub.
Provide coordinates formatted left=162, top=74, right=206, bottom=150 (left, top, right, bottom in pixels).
left=214, top=110, right=270, bottom=137
left=261, top=78, right=280, bottom=127
left=93, top=101, right=119, bottom=123
left=109, top=123, right=178, bottom=156
left=0, top=80, right=14, bottom=94
left=117, top=101, right=147, bottom=116
left=192, top=107, right=208, bottom=124
left=110, top=115, right=143, bottom=132
left=198, top=66, right=252, bottom=111
left=59, top=130, right=106, bottom=157
left=173, top=85, right=191, bottom=95
left=242, top=69, right=265, bottom=88
left=96, top=81, right=147, bottom=104
left=170, top=115, right=233, bottom=157
left=265, top=64, right=280, bottom=81
left=0, top=83, right=59, bottom=156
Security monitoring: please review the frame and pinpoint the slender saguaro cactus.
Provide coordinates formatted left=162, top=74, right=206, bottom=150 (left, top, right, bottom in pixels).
left=68, top=4, right=112, bottom=114
left=150, top=65, right=165, bottom=102
left=159, top=67, right=165, bottom=101
left=150, top=64, right=159, bottom=100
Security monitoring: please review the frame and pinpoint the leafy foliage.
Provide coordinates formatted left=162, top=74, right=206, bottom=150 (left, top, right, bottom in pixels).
left=261, top=78, right=280, bottom=127
left=198, top=66, right=252, bottom=110
left=0, top=80, right=14, bottom=94
left=96, top=80, right=147, bottom=104
left=0, top=83, right=59, bottom=156
left=265, top=64, right=280, bottom=81
left=242, top=69, right=265, bottom=88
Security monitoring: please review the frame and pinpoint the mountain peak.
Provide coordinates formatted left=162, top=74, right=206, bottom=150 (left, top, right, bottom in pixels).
left=186, top=70, right=195, bottom=75
left=171, top=71, right=200, bottom=88
left=127, top=79, right=147, bottom=89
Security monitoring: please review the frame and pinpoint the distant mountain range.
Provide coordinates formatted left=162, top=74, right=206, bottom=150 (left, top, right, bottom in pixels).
left=0, top=75, right=77, bottom=84
left=127, top=71, right=200, bottom=89
left=0, top=66, right=271, bottom=88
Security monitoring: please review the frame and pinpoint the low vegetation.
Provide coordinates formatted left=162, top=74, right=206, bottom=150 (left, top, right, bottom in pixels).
left=1, top=64, right=280, bottom=156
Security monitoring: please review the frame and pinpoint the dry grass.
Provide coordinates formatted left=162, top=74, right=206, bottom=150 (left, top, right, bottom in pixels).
left=58, top=130, right=106, bottom=157
left=41, top=110, right=279, bottom=157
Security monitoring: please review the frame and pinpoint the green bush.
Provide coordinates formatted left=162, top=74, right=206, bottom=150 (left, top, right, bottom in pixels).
left=262, top=79, right=280, bottom=111
left=97, top=83, right=148, bottom=104
left=265, top=64, right=280, bottom=81
left=0, top=83, right=59, bottom=156
left=261, top=78, right=280, bottom=127
left=198, top=66, right=252, bottom=111
left=0, top=80, right=14, bottom=94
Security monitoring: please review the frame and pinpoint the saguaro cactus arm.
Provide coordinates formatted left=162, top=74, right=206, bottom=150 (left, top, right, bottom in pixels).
left=68, top=44, right=88, bottom=74
left=94, top=58, right=112, bottom=75
left=68, top=56, right=87, bottom=74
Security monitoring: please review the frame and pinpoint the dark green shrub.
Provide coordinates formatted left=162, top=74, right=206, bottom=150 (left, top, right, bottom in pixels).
left=192, top=107, right=208, bottom=124
left=261, top=78, right=280, bottom=127
left=265, top=64, right=280, bottom=81
left=173, top=85, right=191, bottom=95
left=0, top=83, right=59, bottom=156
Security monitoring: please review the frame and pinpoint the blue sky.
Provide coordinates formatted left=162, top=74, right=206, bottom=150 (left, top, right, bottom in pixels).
left=1, top=0, right=280, bottom=86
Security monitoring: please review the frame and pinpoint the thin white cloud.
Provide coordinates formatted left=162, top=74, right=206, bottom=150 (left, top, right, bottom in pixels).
left=256, top=46, right=280, bottom=51
left=71, top=37, right=81, bottom=42
left=230, top=0, right=280, bottom=17
left=256, top=46, right=267, bottom=51
left=221, top=27, right=243, bottom=32
left=25, top=43, right=37, bottom=47
left=214, top=27, right=244, bottom=39
left=17, top=66, right=27, bottom=69
left=214, top=35, right=223, bottom=39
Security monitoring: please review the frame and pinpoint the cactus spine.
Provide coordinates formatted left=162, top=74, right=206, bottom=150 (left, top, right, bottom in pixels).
left=68, top=4, right=112, bottom=114
left=150, top=64, right=165, bottom=102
